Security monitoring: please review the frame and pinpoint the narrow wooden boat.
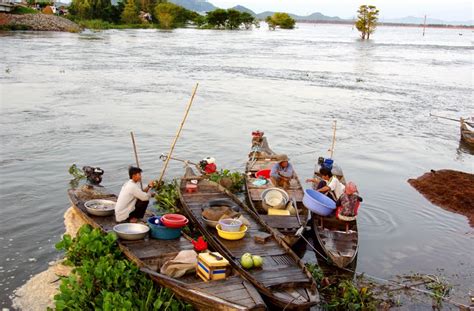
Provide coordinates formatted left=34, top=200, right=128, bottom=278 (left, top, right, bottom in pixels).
left=460, top=118, right=474, bottom=145
left=309, top=164, right=359, bottom=269
left=68, top=185, right=266, bottom=311
left=179, top=167, right=318, bottom=310
left=244, top=133, right=308, bottom=246
left=312, top=215, right=358, bottom=269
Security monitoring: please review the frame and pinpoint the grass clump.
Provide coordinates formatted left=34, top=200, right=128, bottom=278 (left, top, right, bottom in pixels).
left=11, top=6, right=39, bottom=14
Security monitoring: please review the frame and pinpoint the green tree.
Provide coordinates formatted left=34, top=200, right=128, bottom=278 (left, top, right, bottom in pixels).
left=69, top=0, right=112, bottom=20
left=355, top=5, right=379, bottom=39
left=206, top=8, right=228, bottom=28
left=240, top=12, right=258, bottom=29
left=226, top=9, right=241, bottom=29
left=266, top=12, right=295, bottom=30
left=121, top=0, right=140, bottom=24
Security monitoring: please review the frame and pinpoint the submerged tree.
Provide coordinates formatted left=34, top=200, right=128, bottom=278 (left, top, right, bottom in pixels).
left=355, top=5, right=379, bottom=39
left=69, top=0, right=112, bottom=20
left=265, top=12, right=295, bottom=30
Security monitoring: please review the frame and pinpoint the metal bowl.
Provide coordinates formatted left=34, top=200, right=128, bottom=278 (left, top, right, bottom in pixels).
left=84, top=199, right=116, bottom=216
left=202, top=215, right=218, bottom=228
left=113, top=223, right=149, bottom=240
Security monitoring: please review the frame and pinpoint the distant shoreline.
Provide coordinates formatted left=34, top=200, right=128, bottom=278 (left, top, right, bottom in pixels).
left=296, top=19, right=474, bottom=29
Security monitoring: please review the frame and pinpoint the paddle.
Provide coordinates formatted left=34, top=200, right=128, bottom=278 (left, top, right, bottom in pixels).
left=430, top=113, right=474, bottom=127
left=157, top=83, right=199, bottom=185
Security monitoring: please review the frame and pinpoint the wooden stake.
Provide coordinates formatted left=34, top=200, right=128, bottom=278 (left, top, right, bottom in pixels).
left=130, top=131, right=143, bottom=190
left=329, top=120, right=337, bottom=158
left=157, top=83, right=199, bottom=184
left=422, top=14, right=426, bottom=37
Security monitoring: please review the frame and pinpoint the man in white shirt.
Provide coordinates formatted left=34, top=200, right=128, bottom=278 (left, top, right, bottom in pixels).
left=306, top=167, right=345, bottom=202
left=115, top=166, right=154, bottom=223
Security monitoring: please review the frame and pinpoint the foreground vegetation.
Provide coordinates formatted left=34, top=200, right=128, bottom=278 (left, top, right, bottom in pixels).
left=54, top=225, right=192, bottom=310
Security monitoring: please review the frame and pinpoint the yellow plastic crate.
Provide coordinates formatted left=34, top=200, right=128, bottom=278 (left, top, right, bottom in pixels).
left=268, top=208, right=291, bottom=216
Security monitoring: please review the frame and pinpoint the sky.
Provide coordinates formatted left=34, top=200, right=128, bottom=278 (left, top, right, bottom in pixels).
left=210, top=0, right=473, bottom=21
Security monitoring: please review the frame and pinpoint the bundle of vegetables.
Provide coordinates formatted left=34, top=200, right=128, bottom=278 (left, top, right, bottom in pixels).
left=153, top=180, right=180, bottom=214
left=209, top=169, right=245, bottom=193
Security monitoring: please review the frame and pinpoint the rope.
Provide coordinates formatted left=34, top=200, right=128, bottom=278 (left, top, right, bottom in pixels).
left=296, top=230, right=469, bottom=309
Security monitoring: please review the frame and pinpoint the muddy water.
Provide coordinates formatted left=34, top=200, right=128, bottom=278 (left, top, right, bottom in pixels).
left=0, top=24, right=473, bottom=307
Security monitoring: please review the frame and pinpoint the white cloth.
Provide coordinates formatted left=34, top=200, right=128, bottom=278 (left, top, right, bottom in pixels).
left=327, top=176, right=345, bottom=200
left=115, top=180, right=151, bottom=222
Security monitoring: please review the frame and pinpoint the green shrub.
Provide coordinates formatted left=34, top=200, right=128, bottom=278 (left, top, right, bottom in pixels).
left=11, top=6, right=39, bottom=14
left=54, top=224, right=192, bottom=310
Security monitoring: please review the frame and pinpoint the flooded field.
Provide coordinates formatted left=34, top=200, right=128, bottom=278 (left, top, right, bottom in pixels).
left=0, top=24, right=473, bottom=308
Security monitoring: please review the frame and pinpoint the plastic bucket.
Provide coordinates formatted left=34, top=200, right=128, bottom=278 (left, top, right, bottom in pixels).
left=255, top=169, right=271, bottom=179
left=323, top=159, right=334, bottom=170
left=218, top=219, right=243, bottom=232
left=302, top=189, right=336, bottom=216
left=147, top=216, right=182, bottom=240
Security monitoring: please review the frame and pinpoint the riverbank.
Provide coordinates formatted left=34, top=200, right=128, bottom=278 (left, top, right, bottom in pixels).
left=0, top=13, right=81, bottom=32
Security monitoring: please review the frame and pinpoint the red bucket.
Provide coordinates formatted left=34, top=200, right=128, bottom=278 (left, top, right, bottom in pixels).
left=255, top=169, right=271, bottom=179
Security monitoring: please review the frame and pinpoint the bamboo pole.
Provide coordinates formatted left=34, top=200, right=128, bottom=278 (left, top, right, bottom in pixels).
left=157, top=83, right=199, bottom=184
left=130, top=131, right=143, bottom=190
left=329, top=120, right=337, bottom=158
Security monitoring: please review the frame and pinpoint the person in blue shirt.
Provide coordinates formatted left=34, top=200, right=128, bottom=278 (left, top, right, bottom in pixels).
left=270, top=155, right=294, bottom=189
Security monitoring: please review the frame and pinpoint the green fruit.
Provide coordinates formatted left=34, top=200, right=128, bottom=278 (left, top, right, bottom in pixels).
left=242, top=253, right=252, bottom=258
left=240, top=255, right=254, bottom=269
left=252, top=255, right=263, bottom=268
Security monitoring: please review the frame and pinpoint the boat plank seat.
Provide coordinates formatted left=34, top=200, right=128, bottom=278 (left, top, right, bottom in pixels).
left=121, top=238, right=194, bottom=260
left=259, top=215, right=301, bottom=230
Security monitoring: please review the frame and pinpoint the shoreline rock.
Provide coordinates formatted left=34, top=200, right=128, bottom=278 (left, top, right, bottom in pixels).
left=0, top=13, right=81, bottom=32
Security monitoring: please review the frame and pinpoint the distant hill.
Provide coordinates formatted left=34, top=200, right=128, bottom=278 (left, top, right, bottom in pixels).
left=231, top=5, right=256, bottom=16
left=169, top=0, right=216, bottom=12
left=256, top=11, right=342, bottom=21
left=382, top=16, right=473, bottom=26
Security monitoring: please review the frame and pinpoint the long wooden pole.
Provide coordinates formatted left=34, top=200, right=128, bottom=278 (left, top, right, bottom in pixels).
left=157, top=83, right=199, bottom=184
left=430, top=113, right=461, bottom=123
left=329, top=120, right=337, bottom=158
left=130, top=131, right=143, bottom=190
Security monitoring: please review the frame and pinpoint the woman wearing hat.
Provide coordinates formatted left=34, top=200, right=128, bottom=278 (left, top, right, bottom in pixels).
left=270, top=155, right=294, bottom=189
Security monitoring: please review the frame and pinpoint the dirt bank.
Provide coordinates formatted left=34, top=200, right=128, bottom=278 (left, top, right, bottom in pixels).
left=408, top=169, right=474, bottom=227
left=0, top=13, right=81, bottom=32
left=11, top=207, right=85, bottom=310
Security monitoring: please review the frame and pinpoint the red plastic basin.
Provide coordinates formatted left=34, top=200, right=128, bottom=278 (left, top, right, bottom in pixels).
left=161, top=214, right=189, bottom=228
left=255, top=169, right=271, bottom=179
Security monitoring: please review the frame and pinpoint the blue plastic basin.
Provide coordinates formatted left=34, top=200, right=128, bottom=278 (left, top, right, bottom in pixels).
left=303, top=189, right=336, bottom=216
left=147, top=216, right=182, bottom=240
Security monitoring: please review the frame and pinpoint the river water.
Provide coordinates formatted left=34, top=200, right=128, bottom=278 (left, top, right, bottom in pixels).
left=0, top=24, right=473, bottom=308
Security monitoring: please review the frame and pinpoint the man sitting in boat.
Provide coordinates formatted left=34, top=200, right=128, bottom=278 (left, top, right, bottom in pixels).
left=306, top=167, right=345, bottom=202
left=270, top=155, right=293, bottom=189
left=115, top=166, right=154, bottom=223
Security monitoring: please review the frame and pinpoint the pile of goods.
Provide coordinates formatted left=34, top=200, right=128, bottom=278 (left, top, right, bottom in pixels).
left=202, top=199, right=249, bottom=240
left=147, top=214, right=188, bottom=240
left=240, top=253, right=263, bottom=270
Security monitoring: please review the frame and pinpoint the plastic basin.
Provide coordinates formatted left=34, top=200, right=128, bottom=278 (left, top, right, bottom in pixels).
left=255, top=169, right=271, bottom=179
left=261, top=188, right=289, bottom=210
left=302, top=189, right=336, bottom=216
left=147, top=216, right=182, bottom=240
left=218, top=218, right=243, bottom=232
left=161, top=214, right=189, bottom=228
left=216, top=224, right=247, bottom=240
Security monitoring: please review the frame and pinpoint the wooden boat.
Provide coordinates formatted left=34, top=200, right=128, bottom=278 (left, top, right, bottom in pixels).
left=309, top=164, right=358, bottom=269
left=244, top=133, right=308, bottom=246
left=179, top=167, right=318, bottom=310
left=460, top=118, right=474, bottom=145
left=67, top=185, right=266, bottom=311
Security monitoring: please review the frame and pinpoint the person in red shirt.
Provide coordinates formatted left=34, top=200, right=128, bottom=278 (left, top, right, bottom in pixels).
left=199, top=157, right=217, bottom=174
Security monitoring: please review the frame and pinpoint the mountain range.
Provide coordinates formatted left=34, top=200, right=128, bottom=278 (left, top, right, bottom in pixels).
left=162, top=0, right=473, bottom=26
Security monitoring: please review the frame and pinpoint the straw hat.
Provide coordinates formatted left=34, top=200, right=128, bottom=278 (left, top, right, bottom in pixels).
left=278, top=154, right=289, bottom=162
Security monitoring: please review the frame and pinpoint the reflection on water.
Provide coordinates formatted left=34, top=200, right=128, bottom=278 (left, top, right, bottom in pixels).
left=1, top=24, right=473, bottom=307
